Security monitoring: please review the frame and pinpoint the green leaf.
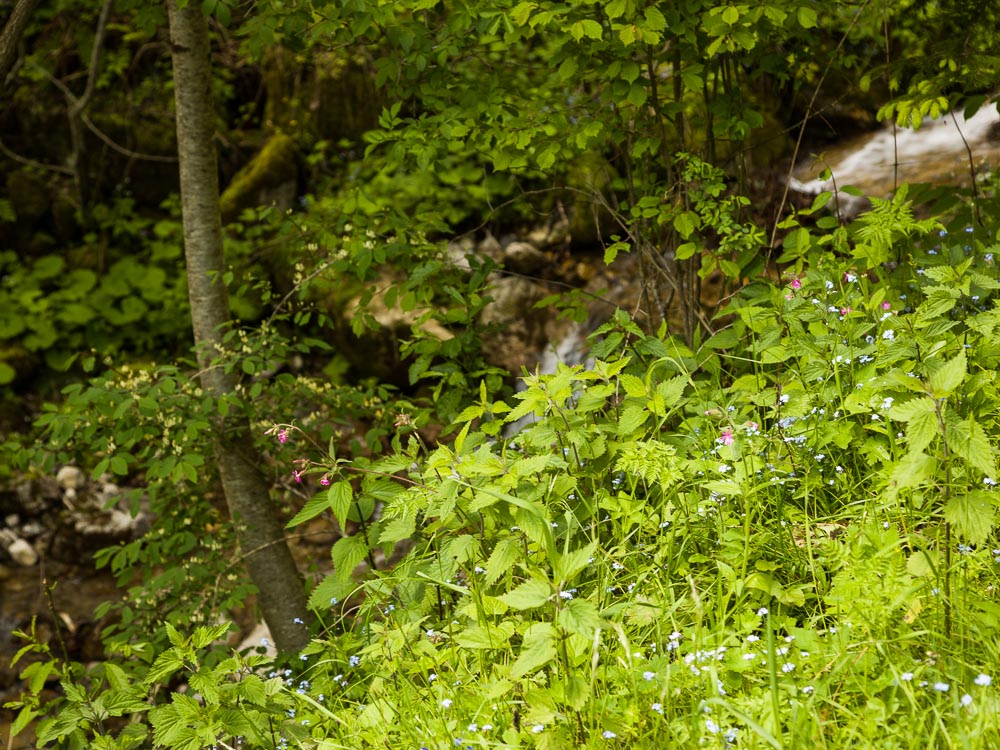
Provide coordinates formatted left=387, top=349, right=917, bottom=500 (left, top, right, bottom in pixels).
left=674, top=210, right=699, bottom=238
left=485, top=538, right=521, bottom=585
left=797, top=6, right=818, bottom=28
left=110, top=455, right=129, bottom=476
left=930, top=351, right=966, bottom=396
left=510, top=622, right=557, bottom=678
left=500, top=579, right=551, bottom=610
left=454, top=621, right=516, bottom=649
left=286, top=491, right=332, bottom=528
left=580, top=19, right=603, bottom=39
left=191, top=622, right=232, bottom=649
left=331, top=533, right=370, bottom=582
left=329, top=480, right=354, bottom=527
left=946, top=415, right=995, bottom=476
left=619, top=374, right=646, bottom=397
left=553, top=542, right=596, bottom=584
left=145, top=650, right=184, bottom=684
left=722, top=5, right=740, bottom=24
left=944, top=491, right=996, bottom=546
left=557, top=598, right=602, bottom=638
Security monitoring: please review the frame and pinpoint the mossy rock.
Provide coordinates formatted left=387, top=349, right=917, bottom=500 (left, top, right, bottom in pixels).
left=6, top=170, right=50, bottom=225
left=219, top=133, right=299, bottom=224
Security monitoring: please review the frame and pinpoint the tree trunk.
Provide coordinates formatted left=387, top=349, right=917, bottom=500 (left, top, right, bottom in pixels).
left=0, top=0, right=40, bottom=86
left=165, top=0, right=312, bottom=653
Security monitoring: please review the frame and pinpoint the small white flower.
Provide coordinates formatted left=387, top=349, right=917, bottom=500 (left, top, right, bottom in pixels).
left=932, top=682, right=950, bottom=692
left=643, top=671, right=655, bottom=681
left=651, top=703, right=663, bottom=714
left=961, top=694, right=973, bottom=707
left=975, top=674, right=992, bottom=686
left=532, top=724, right=545, bottom=733
left=602, top=730, right=617, bottom=739
left=441, top=698, right=453, bottom=708
left=900, top=672, right=914, bottom=681
left=757, top=607, right=768, bottom=616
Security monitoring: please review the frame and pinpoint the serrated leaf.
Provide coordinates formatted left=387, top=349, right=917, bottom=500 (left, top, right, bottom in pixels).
left=500, top=579, right=551, bottom=610
left=618, top=402, right=649, bottom=435
left=557, top=598, right=601, bottom=638
left=619, top=374, right=646, bottom=397
left=331, top=533, right=370, bottom=582
left=888, top=451, right=937, bottom=498
left=145, top=650, right=184, bottom=684
left=329, top=480, right=353, bottom=527
left=191, top=622, right=231, bottom=648
left=379, top=514, right=416, bottom=544
left=946, top=415, right=995, bottom=476
left=307, top=571, right=355, bottom=610
left=485, top=538, right=521, bottom=585
left=944, top=491, right=996, bottom=546
left=510, top=622, right=557, bottom=678
left=454, top=621, right=516, bottom=649
left=286, top=491, right=331, bottom=528
left=553, top=541, right=596, bottom=584
left=930, top=351, right=966, bottom=396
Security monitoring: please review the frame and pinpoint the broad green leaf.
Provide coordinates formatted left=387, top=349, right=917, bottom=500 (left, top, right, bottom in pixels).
left=454, top=621, right=515, bottom=649
left=510, top=623, right=557, bottom=678
left=286, top=491, right=332, bottom=528
left=946, top=415, right=995, bottom=476
left=944, top=491, right=996, bottom=546
left=797, top=6, right=817, bottom=28
left=485, top=538, right=521, bottom=585
left=145, top=650, right=184, bottom=684
left=619, top=374, right=646, bottom=397
left=580, top=19, right=603, bottom=39
left=331, top=533, right=370, bottom=582
left=888, top=451, right=937, bottom=498
left=500, top=579, right=551, bottom=610
left=553, top=541, right=596, bottom=583
left=557, top=598, right=602, bottom=638
left=329, top=480, right=354, bottom=527
left=930, top=351, right=966, bottom=396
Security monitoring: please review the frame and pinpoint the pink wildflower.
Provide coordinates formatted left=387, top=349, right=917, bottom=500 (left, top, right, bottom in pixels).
left=719, top=429, right=734, bottom=446
left=278, top=428, right=289, bottom=444
left=292, top=469, right=303, bottom=483
left=882, top=301, right=891, bottom=310
left=790, top=278, right=802, bottom=290
left=320, top=474, right=331, bottom=486
left=840, top=306, right=852, bottom=316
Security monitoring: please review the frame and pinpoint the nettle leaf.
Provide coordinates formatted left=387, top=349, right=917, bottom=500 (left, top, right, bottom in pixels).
left=331, top=533, right=371, bottom=582
left=500, top=579, right=552, bottom=610
left=946, top=415, right=995, bottom=476
left=454, top=621, right=515, bottom=649
left=888, top=397, right=939, bottom=453
left=485, top=538, right=522, bottom=585
left=944, top=491, right=996, bottom=546
left=510, top=622, right=557, bottom=678
left=286, top=491, right=331, bottom=528
left=145, top=650, right=185, bottom=684
left=930, top=351, right=967, bottom=397
left=557, top=598, right=602, bottom=638
left=888, top=451, right=937, bottom=498
left=553, top=541, right=596, bottom=584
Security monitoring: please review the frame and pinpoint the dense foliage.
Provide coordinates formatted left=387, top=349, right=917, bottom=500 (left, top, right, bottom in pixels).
left=5, top=0, right=1000, bottom=748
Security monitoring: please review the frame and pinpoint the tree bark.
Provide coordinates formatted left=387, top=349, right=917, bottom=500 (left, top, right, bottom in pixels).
left=165, top=0, right=312, bottom=653
left=0, top=0, right=40, bottom=86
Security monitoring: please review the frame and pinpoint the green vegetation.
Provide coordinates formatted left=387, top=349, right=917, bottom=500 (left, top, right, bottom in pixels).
left=4, top=0, right=1000, bottom=748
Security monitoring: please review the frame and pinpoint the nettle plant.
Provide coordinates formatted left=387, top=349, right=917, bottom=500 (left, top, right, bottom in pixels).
left=12, top=209, right=1000, bottom=748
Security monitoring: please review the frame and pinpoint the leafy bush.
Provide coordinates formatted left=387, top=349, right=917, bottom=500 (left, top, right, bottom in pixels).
left=10, top=204, right=1000, bottom=748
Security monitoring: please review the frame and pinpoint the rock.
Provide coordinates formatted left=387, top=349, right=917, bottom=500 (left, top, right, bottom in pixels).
left=56, top=465, right=85, bottom=491
left=219, top=133, right=300, bottom=224
left=4, top=514, right=17, bottom=528
left=503, top=241, right=547, bottom=275
left=7, top=538, right=37, bottom=567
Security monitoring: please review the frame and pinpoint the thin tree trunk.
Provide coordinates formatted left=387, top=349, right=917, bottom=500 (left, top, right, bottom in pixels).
left=166, top=0, right=312, bottom=653
left=0, top=0, right=40, bottom=86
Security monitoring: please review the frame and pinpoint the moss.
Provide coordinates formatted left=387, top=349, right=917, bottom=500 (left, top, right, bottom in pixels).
left=219, top=133, right=299, bottom=224
left=6, top=170, right=50, bottom=224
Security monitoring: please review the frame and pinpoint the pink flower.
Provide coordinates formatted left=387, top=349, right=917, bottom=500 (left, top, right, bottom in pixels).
left=840, top=306, right=852, bottom=316
left=320, top=475, right=330, bottom=486
left=719, top=429, right=734, bottom=446
left=881, top=301, right=891, bottom=310
left=292, top=469, right=303, bottom=483
left=278, top=428, right=289, bottom=444
left=790, top=278, right=802, bottom=290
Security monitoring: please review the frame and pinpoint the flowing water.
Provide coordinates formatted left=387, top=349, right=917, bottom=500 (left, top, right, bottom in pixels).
left=792, top=105, right=1000, bottom=199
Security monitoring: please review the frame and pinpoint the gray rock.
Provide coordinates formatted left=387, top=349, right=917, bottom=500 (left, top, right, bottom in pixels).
left=503, top=241, right=547, bottom=274
left=7, top=538, right=37, bottom=567
left=56, top=465, right=86, bottom=491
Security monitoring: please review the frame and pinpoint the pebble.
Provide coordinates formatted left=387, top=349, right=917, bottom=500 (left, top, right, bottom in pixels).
left=7, top=538, right=38, bottom=567
left=56, top=465, right=85, bottom=491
